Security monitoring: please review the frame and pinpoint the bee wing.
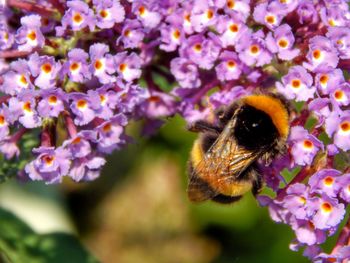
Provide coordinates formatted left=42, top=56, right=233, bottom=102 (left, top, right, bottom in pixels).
left=188, top=124, right=260, bottom=200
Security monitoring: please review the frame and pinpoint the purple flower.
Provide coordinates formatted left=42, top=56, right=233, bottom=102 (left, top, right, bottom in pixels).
left=265, top=24, right=300, bottom=60
left=96, top=113, right=128, bottom=153
left=1, top=59, right=34, bottom=95
left=159, top=25, right=184, bottom=52
left=338, top=174, right=350, bottom=203
left=70, top=154, right=106, bottom=182
left=308, top=169, right=342, bottom=198
left=179, top=33, right=221, bottom=70
left=190, top=1, right=217, bottom=33
left=289, top=126, right=323, bottom=166
left=221, top=0, right=251, bottom=21
left=69, top=92, right=98, bottom=126
left=63, top=130, right=96, bottom=158
left=330, top=82, right=350, bottom=107
left=327, top=26, right=350, bottom=59
left=291, top=218, right=327, bottom=246
left=0, top=24, right=14, bottom=50
left=89, top=43, right=116, bottom=84
left=276, top=66, right=315, bottom=101
left=216, top=15, right=248, bottom=48
left=37, top=89, right=66, bottom=118
left=141, top=91, right=177, bottom=119
left=28, top=53, right=61, bottom=90
left=87, top=85, right=117, bottom=120
left=0, top=107, right=10, bottom=140
left=0, top=138, right=20, bottom=160
left=210, top=86, right=249, bottom=108
left=56, top=0, right=95, bottom=36
left=133, top=3, right=161, bottom=29
left=8, top=92, right=41, bottom=128
left=25, top=146, right=71, bottom=184
left=308, top=98, right=332, bottom=126
left=320, top=6, right=349, bottom=27
left=314, top=69, right=344, bottom=95
left=325, top=110, right=350, bottom=151
left=93, top=0, right=125, bottom=29
left=236, top=30, right=273, bottom=67
left=215, top=51, right=243, bottom=81
left=253, top=2, right=285, bottom=29
left=303, top=36, right=339, bottom=73
left=15, top=14, right=44, bottom=51
left=283, top=183, right=312, bottom=220
left=296, top=1, right=318, bottom=24
left=114, top=52, right=142, bottom=82
left=117, top=19, right=145, bottom=49
left=309, top=195, right=345, bottom=230
left=62, top=48, right=91, bottom=83
left=170, top=58, right=201, bottom=89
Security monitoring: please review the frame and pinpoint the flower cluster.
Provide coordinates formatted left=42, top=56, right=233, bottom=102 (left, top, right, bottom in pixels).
left=0, top=0, right=350, bottom=261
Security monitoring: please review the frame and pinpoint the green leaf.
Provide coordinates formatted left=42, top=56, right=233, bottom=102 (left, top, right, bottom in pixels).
left=0, top=208, right=99, bottom=263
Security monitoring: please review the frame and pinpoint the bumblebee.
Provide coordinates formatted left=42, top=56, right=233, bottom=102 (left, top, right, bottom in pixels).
left=187, top=94, right=290, bottom=204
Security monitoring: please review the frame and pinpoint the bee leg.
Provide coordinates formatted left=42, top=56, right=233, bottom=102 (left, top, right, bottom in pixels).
left=212, top=194, right=242, bottom=204
left=187, top=120, right=221, bottom=134
left=216, top=103, right=239, bottom=127
left=251, top=169, right=263, bottom=196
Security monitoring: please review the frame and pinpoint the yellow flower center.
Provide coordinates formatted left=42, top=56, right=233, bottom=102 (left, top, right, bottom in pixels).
left=291, top=79, right=301, bottom=88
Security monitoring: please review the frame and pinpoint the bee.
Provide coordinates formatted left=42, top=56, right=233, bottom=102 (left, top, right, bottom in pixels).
left=187, top=94, right=290, bottom=204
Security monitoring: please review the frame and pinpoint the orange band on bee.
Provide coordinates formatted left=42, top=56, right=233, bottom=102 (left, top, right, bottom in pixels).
left=242, top=95, right=289, bottom=139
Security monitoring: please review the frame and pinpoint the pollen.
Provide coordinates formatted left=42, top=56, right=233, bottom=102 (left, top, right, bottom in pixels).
left=227, top=0, right=235, bottom=9
left=323, top=176, right=334, bottom=186
left=299, top=196, right=306, bottom=204
left=193, top=43, right=202, bottom=52
left=278, top=38, right=288, bottom=48
left=48, top=95, right=58, bottom=104
left=102, top=123, right=112, bottom=132
left=119, top=63, right=127, bottom=72
left=319, top=74, right=329, bottom=85
left=312, top=49, right=321, bottom=60
left=41, top=63, right=52, bottom=74
left=336, top=39, right=344, bottom=46
left=73, top=12, right=83, bottom=24
left=340, top=121, right=350, bottom=132
left=27, top=30, right=37, bottom=41
left=72, top=137, right=81, bottom=144
left=321, top=202, right=333, bottom=213
left=42, top=155, right=55, bottom=166
left=77, top=99, right=87, bottom=109
left=328, top=19, right=336, bottom=27
left=19, top=75, right=28, bottom=85
left=265, top=15, right=276, bottom=24
left=70, top=62, right=80, bottom=72
left=124, top=29, right=131, bottom=37
left=3, top=32, right=8, bottom=41
left=99, top=9, right=108, bottom=18
left=184, top=14, right=191, bottom=23
left=250, top=45, right=259, bottom=54
left=94, top=60, right=103, bottom=70
left=0, top=115, right=5, bottom=125
left=139, top=6, right=146, bottom=16
left=22, top=101, right=32, bottom=112
left=334, top=90, right=344, bottom=100
left=303, top=139, right=313, bottom=149
left=100, top=94, right=106, bottom=104
left=172, top=29, right=180, bottom=40
left=149, top=96, right=163, bottom=104
left=227, top=60, right=236, bottom=68
left=206, top=9, right=214, bottom=19
left=229, top=24, right=239, bottom=33
left=291, top=79, right=301, bottom=88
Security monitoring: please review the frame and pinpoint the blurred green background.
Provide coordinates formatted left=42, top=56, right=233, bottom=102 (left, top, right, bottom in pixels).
left=0, top=115, right=310, bottom=263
